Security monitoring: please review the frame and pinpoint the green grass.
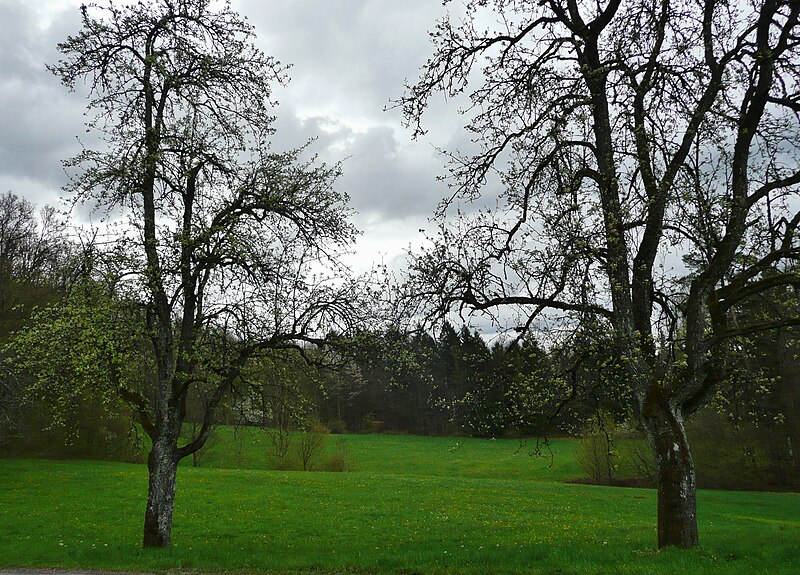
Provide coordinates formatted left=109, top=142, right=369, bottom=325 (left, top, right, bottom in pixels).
left=194, top=428, right=584, bottom=482
left=0, top=431, right=799, bottom=574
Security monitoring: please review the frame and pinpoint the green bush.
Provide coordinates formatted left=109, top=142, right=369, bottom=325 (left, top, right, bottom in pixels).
left=294, top=420, right=329, bottom=471
left=576, top=413, right=655, bottom=486
left=326, top=418, right=348, bottom=434
left=321, top=437, right=353, bottom=472
left=576, top=414, right=619, bottom=485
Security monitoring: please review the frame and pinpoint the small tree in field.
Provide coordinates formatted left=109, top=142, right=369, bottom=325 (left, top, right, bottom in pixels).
left=38, top=0, right=365, bottom=548
left=296, top=421, right=328, bottom=471
left=402, top=0, right=800, bottom=549
left=256, top=353, right=313, bottom=468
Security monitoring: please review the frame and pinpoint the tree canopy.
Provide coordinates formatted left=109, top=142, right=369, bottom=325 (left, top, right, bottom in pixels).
left=37, top=0, right=367, bottom=548
left=402, top=0, right=800, bottom=548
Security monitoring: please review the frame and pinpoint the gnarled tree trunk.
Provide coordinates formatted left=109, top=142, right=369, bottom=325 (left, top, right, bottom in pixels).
left=643, top=400, right=699, bottom=548
left=143, top=434, right=179, bottom=548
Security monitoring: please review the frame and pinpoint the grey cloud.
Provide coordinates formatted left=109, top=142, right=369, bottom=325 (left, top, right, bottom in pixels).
left=339, top=125, right=442, bottom=219
left=240, top=0, right=447, bottom=119
left=238, top=0, right=480, bottom=223
left=271, top=108, right=445, bottom=221
left=271, top=111, right=351, bottom=155
left=0, top=1, right=86, bottom=205
left=1, top=0, right=476, bottom=252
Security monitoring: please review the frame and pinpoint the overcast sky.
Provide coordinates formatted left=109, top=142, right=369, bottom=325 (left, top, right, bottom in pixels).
left=0, top=0, right=471, bottom=273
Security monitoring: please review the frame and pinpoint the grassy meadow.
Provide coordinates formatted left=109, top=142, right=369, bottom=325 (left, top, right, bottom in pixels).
left=185, top=427, right=585, bottom=481
left=1, top=431, right=799, bottom=574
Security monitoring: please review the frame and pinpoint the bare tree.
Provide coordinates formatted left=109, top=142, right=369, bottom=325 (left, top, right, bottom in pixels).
left=401, top=0, right=800, bottom=548
left=0, top=192, right=68, bottom=307
left=296, top=423, right=328, bottom=471
left=46, top=0, right=365, bottom=548
left=257, top=354, right=310, bottom=468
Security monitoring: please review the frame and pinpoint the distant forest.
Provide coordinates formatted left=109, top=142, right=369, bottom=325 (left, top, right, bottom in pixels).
left=0, top=190, right=798, bottom=492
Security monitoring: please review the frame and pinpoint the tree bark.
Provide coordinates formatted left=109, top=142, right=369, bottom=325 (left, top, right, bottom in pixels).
left=644, top=402, right=699, bottom=549
left=143, top=435, right=179, bottom=548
